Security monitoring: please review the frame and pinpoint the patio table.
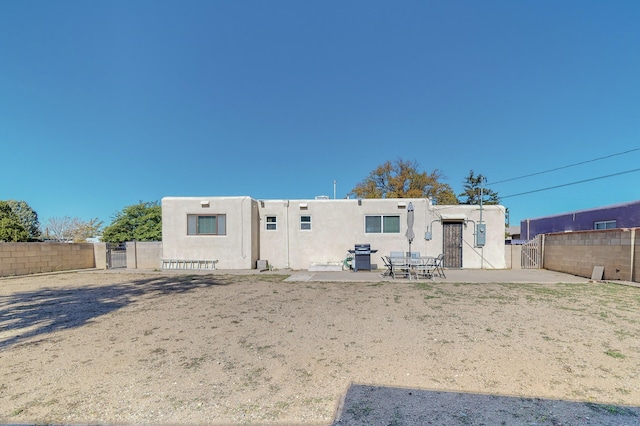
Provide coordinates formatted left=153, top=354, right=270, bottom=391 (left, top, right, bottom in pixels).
left=388, top=256, right=436, bottom=280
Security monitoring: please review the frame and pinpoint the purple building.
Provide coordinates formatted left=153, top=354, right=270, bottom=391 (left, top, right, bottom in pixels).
left=520, top=200, right=640, bottom=240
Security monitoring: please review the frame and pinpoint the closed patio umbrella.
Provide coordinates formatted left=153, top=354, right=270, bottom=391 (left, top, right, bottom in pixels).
left=405, top=202, right=415, bottom=256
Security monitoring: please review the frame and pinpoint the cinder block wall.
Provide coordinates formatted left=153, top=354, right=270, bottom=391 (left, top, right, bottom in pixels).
left=126, top=241, right=163, bottom=269
left=504, top=245, right=522, bottom=269
left=544, top=228, right=638, bottom=282
left=0, top=243, right=96, bottom=277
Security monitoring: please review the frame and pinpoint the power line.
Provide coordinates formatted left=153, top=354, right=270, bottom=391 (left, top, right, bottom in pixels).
left=488, top=147, right=640, bottom=185
left=501, top=167, right=640, bottom=199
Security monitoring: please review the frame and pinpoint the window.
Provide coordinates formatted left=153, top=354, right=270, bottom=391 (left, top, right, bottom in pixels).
left=187, top=214, right=226, bottom=235
left=594, top=220, right=616, bottom=230
left=300, top=215, right=311, bottom=230
left=365, top=215, right=400, bottom=233
left=266, top=216, right=277, bottom=230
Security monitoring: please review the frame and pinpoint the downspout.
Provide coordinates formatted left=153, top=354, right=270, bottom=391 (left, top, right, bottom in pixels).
left=240, top=196, right=249, bottom=260
left=285, top=200, right=290, bottom=269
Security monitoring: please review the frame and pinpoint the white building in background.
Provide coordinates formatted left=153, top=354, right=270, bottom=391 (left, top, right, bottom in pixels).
left=161, top=196, right=506, bottom=270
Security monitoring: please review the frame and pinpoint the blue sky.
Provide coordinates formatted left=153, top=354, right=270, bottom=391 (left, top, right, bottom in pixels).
left=1, top=0, right=639, bottom=230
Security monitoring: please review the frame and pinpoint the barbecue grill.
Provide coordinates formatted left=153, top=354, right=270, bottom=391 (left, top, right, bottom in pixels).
left=348, top=244, right=378, bottom=272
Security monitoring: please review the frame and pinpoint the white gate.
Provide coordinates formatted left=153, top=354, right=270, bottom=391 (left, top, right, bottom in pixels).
left=521, top=235, right=543, bottom=269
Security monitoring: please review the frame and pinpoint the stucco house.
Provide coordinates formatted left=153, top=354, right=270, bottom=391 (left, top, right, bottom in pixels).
left=161, top=196, right=506, bottom=270
left=520, top=200, right=640, bottom=240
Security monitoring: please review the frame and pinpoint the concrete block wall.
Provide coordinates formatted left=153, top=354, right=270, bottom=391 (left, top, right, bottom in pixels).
left=0, top=242, right=96, bottom=277
left=544, top=228, right=638, bottom=282
left=94, top=243, right=107, bottom=269
left=504, top=245, right=522, bottom=269
left=635, top=231, right=640, bottom=281
left=126, top=241, right=163, bottom=269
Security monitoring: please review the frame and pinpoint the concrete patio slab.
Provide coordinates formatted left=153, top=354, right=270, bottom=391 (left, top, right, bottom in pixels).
left=285, top=268, right=592, bottom=284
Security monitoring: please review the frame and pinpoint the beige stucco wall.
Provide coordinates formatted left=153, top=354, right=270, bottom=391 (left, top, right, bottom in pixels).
left=162, top=196, right=259, bottom=269
left=259, top=198, right=433, bottom=270
left=94, top=243, right=107, bottom=269
left=431, top=204, right=506, bottom=270
left=162, top=196, right=506, bottom=270
left=0, top=242, right=96, bottom=277
left=505, top=244, right=522, bottom=269
left=126, top=241, right=163, bottom=269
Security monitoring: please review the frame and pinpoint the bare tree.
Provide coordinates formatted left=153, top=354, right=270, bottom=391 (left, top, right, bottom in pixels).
left=45, top=217, right=74, bottom=242
left=45, top=217, right=103, bottom=242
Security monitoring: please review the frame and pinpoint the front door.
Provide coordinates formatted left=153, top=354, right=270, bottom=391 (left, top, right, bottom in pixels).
left=443, top=222, right=463, bottom=268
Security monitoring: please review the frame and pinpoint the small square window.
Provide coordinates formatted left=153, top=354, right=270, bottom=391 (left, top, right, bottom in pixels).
left=266, top=216, right=277, bottom=230
left=300, top=215, right=311, bottom=230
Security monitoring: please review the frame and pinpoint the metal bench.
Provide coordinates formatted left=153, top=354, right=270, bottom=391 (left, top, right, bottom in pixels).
left=160, top=259, right=218, bottom=270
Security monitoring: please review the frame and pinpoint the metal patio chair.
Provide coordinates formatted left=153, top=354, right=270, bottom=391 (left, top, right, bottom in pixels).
left=381, top=256, right=393, bottom=277
left=413, top=256, right=433, bottom=279
left=390, top=255, right=411, bottom=279
left=432, top=254, right=446, bottom=278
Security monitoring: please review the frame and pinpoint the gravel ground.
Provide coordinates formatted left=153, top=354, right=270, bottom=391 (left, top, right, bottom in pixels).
left=1, top=271, right=639, bottom=425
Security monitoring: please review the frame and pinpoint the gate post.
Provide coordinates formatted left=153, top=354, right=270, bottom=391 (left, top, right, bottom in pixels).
left=94, top=243, right=107, bottom=269
left=540, top=234, right=545, bottom=270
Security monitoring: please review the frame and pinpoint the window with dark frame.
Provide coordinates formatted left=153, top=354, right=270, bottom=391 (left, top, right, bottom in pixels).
left=365, top=215, right=400, bottom=233
left=594, top=220, right=616, bottom=230
left=187, top=214, right=226, bottom=235
left=300, top=215, right=311, bottom=230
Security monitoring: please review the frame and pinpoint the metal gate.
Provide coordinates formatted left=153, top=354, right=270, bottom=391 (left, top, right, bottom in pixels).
left=443, top=222, right=463, bottom=268
left=521, top=235, right=542, bottom=269
left=106, top=243, right=127, bottom=269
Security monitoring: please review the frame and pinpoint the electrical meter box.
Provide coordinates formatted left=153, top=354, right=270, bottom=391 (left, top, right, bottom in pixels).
left=476, top=224, right=486, bottom=247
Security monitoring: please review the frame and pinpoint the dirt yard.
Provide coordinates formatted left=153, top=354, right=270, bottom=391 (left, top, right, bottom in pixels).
left=1, top=271, right=639, bottom=425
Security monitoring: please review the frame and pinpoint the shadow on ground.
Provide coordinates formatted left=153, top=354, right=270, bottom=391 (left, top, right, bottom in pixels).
left=0, top=274, right=235, bottom=349
left=333, top=384, right=640, bottom=425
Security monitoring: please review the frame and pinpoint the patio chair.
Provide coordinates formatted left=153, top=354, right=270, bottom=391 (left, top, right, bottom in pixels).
left=390, top=255, right=411, bottom=280
left=432, top=254, right=446, bottom=278
left=413, top=257, right=432, bottom=279
left=381, top=256, right=392, bottom=277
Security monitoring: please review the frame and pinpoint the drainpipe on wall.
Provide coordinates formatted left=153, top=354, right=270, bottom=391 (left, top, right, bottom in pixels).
left=240, top=197, right=248, bottom=260
left=285, top=200, right=290, bottom=269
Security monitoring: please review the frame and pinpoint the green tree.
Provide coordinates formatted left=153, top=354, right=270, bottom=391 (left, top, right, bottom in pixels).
left=351, top=159, right=459, bottom=204
left=102, top=201, right=162, bottom=243
left=458, top=170, right=500, bottom=205
left=5, top=200, right=41, bottom=239
left=0, top=201, right=29, bottom=242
